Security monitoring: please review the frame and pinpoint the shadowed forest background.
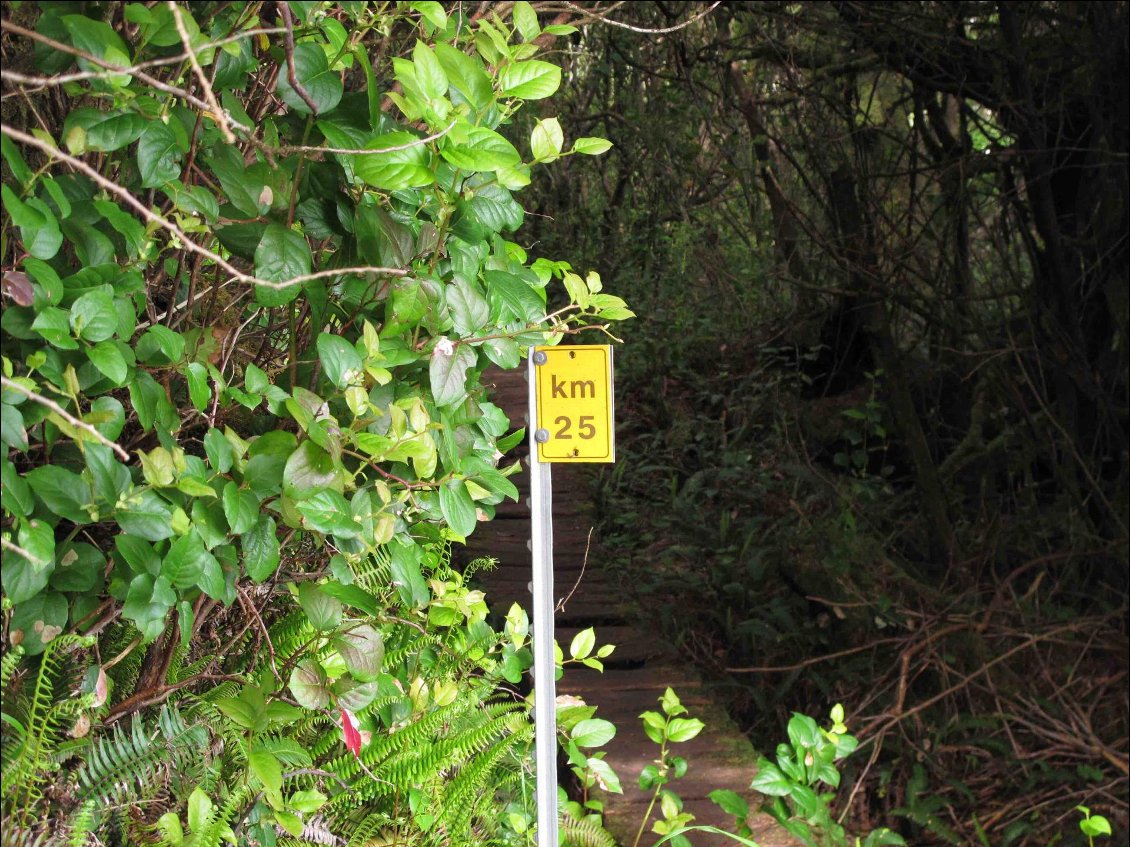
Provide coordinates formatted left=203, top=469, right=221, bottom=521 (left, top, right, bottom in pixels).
left=523, top=2, right=1129, bottom=842
left=0, top=1, right=1126, bottom=846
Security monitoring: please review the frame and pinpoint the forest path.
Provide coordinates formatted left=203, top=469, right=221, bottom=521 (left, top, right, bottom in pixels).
left=461, top=367, right=795, bottom=847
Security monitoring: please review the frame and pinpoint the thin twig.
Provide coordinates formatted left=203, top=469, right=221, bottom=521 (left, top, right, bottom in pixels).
left=168, top=1, right=235, bottom=143
left=278, top=1, right=321, bottom=115
left=556, top=527, right=594, bottom=614
left=0, top=536, right=46, bottom=567
left=1, top=126, right=407, bottom=293
left=562, top=1, right=722, bottom=34
left=1, top=375, right=130, bottom=461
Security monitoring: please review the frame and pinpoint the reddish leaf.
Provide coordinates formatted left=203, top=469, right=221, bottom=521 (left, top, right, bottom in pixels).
left=341, top=707, right=361, bottom=758
left=1, top=271, right=34, bottom=307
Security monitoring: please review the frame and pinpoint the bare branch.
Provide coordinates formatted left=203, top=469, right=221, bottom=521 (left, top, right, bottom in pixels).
left=1, top=376, right=131, bottom=462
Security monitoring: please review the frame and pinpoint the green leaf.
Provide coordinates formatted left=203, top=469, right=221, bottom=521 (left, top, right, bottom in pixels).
left=254, top=224, right=311, bottom=307
left=572, top=718, right=616, bottom=748
left=666, top=717, right=705, bottom=743
left=185, top=362, right=210, bottom=411
left=85, top=113, right=147, bottom=152
left=49, top=541, right=104, bottom=592
left=0, top=457, right=34, bottom=517
left=87, top=339, right=129, bottom=384
left=9, top=591, right=68, bottom=655
left=709, top=789, right=750, bottom=820
left=390, top=541, right=430, bottom=608
left=85, top=443, right=130, bottom=505
left=497, top=60, right=561, bottom=99
left=333, top=624, right=385, bottom=681
left=243, top=515, right=280, bottom=583
left=429, top=343, right=476, bottom=407
left=249, top=750, right=283, bottom=793
left=572, top=136, right=613, bottom=156
left=750, top=760, right=791, bottom=797
left=288, top=658, right=330, bottom=710
left=1, top=522, right=55, bottom=603
left=122, top=574, right=176, bottom=643
left=208, top=146, right=261, bottom=217
left=283, top=440, right=337, bottom=500
left=355, top=132, right=433, bottom=191
left=317, top=333, right=364, bottom=388
left=26, top=466, right=90, bottom=523
left=531, top=117, right=563, bottom=162
left=296, top=490, right=361, bottom=537
left=439, top=478, right=477, bottom=536
left=116, top=489, right=175, bottom=541
left=512, top=2, right=540, bottom=41
left=2, top=186, right=62, bottom=260
left=222, top=482, right=258, bottom=534
left=277, top=43, right=343, bottom=115
left=186, top=787, right=212, bottom=834
left=434, top=42, right=493, bottom=111
left=412, top=40, right=448, bottom=100
left=162, top=531, right=217, bottom=590
left=0, top=402, right=28, bottom=451
left=69, top=289, right=118, bottom=342
left=569, top=627, right=596, bottom=660
left=137, top=121, right=182, bottom=187
left=298, top=583, right=343, bottom=631
left=441, top=127, right=521, bottom=172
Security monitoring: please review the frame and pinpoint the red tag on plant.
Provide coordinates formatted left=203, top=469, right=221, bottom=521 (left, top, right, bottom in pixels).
left=341, top=707, right=361, bottom=758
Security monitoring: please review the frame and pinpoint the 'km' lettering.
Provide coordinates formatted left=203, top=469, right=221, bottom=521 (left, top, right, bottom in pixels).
left=551, top=375, right=596, bottom=399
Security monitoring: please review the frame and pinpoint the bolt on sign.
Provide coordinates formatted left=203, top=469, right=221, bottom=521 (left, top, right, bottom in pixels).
left=532, top=345, right=615, bottom=462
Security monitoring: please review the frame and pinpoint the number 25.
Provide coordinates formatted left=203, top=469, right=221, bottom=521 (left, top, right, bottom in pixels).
left=555, top=415, right=596, bottom=439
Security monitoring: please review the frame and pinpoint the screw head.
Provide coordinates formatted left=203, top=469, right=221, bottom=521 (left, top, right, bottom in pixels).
left=533, top=351, right=548, bottom=365
left=534, top=428, right=550, bottom=443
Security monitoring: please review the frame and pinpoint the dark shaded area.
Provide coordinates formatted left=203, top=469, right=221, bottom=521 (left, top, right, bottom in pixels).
left=524, top=2, right=1129, bottom=843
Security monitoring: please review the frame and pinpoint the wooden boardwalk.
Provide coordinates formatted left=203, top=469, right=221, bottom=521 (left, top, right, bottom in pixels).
left=461, top=367, right=795, bottom=847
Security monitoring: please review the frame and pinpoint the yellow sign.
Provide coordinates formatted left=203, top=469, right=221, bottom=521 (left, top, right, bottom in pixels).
left=533, top=345, right=615, bottom=463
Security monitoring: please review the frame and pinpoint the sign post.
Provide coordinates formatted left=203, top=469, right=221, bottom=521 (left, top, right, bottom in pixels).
left=528, top=344, right=615, bottom=847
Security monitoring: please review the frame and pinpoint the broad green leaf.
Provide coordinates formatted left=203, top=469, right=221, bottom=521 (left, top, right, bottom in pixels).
left=333, top=678, right=379, bottom=712
left=116, top=489, right=175, bottom=540
left=85, top=443, right=130, bottom=505
left=254, top=224, right=311, bottom=307
left=137, top=122, right=182, bottom=187
left=441, top=126, right=521, bottom=172
left=298, top=583, right=343, bottom=631
left=208, top=146, right=261, bottom=217
left=85, top=114, right=147, bottom=152
left=434, top=42, right=493, bottom=111
left=30, top=307, right=77, bottom=349
left=296, top=490, right=362, bottom=537
left=88, top=340, right=128, bottom=384
left=390, top=541, right=430, bottom=608
left=448, top=277, right=490, bottom=335
left=2, top=539, right=53, bottom=604
left=222, top=482, right=258, bottom=534
left=317, top=333, right=364, bottom=388
left=333, top=624, right=385, bottom=681
left=410, top=1, right=448, bottom=31
left=185, top=362, right=210, bottom=411
left=571, top=718, right=616, bottom=748
left=355, top=133, right=433, bottom=191
left=69, top=289, right=118, bottom=342
left=569, top=627, right=596, bottom=660
left=49, top=542, right=104, bottom=592
left=283, top=440, right=337, bottom=500
left=2, top=186, right=62, bottom=260
left=9, top=591, right=68, bottom=655
left=412, top=40, right=447, bottom=100
left=277, top=43, right=343, bottom=115
left=667, top=717, right=705, bottom=743
left=0, top=458, right=34, bottom=517
left=26, top=466, right=90, bottom=524
left=497, top=60, right=560, bottom=99
left=531, top=117, right=563, bottom=162
left=573, top=137, right=613, bottom=155
left=0, top=403, right=27, bottom=451
left=429, top=343, right=476, bottom=407
left=513, top=1, right=540, bottom=41
left=438, top=478, right=476, bottom=536
left=249, top=750, right=283, bottom=792
left=162, top=531, right=218, bottom=590
left=288, top=658, right=330, bottom=710
left=243, top=515, right=280, bottom=583
left=750, top=760, right=791, bottom=796
left=122, top=574, right=176, bottom=643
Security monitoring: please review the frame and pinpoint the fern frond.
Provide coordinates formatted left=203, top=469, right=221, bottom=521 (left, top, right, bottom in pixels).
left=0, top=645, right=24, bottom=692
left=75, top=704, right=209, bottom=806
left=559, top=809, right=617, bottom=847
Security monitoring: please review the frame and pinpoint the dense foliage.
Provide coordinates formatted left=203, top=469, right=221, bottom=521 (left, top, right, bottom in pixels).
left=0, top=2, right=632, bottom=844
left=523, top=2, right=1128, bottom=844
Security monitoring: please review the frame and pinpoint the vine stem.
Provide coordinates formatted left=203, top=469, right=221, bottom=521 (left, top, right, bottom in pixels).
left=632, top=738, right=669, bottom=847
left=1, top=376, right=130, bottom=461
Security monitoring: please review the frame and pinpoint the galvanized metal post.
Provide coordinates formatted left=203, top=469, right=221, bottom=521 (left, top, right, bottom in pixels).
left=528, top=348, right=558, bottom=847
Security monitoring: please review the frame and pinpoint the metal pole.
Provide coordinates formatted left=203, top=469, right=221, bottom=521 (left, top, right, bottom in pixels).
left=528, top=348, right=558, bottom=847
